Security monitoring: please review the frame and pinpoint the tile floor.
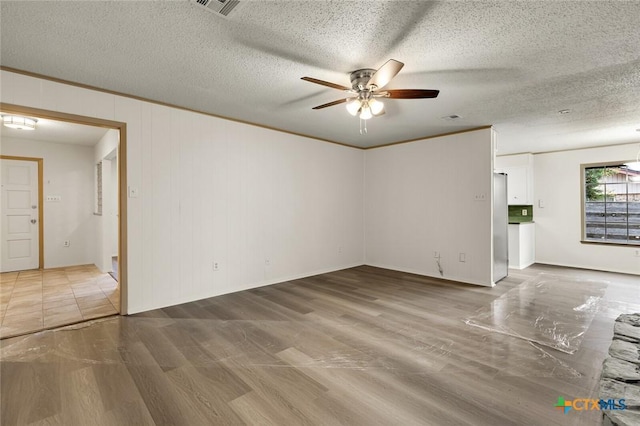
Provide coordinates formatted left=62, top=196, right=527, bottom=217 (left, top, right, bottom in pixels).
left=0, top=264, right=119, bottom=339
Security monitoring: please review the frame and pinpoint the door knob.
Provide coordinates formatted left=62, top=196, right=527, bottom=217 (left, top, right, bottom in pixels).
left=31, top=219, right=37, bottom=224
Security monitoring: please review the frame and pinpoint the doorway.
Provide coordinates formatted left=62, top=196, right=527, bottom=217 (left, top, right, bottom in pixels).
left=0, top=103, right=128, bottom=338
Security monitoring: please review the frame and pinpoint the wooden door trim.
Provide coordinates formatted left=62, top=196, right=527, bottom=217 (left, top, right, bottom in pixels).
left=0, top=155, right=44, bottom=269
left=0, top=103, right=129, bottom=314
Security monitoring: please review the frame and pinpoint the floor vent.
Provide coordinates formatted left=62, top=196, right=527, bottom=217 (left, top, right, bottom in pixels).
left=192, top=0, right=240, bottom=17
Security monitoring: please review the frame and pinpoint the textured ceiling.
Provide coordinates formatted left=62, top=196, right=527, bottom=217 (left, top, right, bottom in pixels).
left=0, top=117, right=109, bottom=146
left=2, top=1, right=640, bottom=154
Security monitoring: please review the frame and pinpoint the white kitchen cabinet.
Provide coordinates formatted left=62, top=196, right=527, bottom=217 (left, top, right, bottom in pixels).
left=495, top=154, right=534, bottom=205
left=504, top=166, right=529, bottom=204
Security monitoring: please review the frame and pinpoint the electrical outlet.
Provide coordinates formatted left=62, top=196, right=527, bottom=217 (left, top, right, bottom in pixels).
left=265, top=259, right=271, bottom=267
left=213, top=261, right=219, bottom=271
left=635, top=250, right=640, bottom=257
left=522, top=209, right=528, bottom=216
left=434, top=251, right=440, bottom=258
left=338, top=246, right=343, bottom=254
left=459, top=253, right=466, bottom=262
left=63, top=240, right=70, bottom=247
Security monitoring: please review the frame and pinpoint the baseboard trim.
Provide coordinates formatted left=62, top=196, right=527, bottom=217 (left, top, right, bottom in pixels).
left=533, top=261, right=639, bottom=277
left=128, top=262, right=366, bottom=315
left=363, top=262, right=493, bottom=287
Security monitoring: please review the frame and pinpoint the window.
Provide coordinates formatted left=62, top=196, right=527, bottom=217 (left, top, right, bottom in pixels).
left=583, top=163, right=640, bottom=245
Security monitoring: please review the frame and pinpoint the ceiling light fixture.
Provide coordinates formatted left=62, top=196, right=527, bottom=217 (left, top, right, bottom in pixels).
left=346, top=90, right=384, bottom=120
left=346, top=98, right=360, bottom=116
left=344, top=97, right=384, bottom=121
left=2, top=115, right=37, bottom=130
left=369, top=98, right=384, bottom=115
left=359, top=104, right=373, bottom=120
left=346, top=91, right=384, bottom=135
left=346, top=96, right=385, bottom=135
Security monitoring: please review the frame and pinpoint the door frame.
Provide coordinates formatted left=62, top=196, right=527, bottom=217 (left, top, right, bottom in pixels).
left=0, top=155, right=44, bottom=270
left=1, top=103, right=129, bottom=314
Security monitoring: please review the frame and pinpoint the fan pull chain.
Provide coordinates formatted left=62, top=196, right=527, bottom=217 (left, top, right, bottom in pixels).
left=359, top=118, right=367, bottom=135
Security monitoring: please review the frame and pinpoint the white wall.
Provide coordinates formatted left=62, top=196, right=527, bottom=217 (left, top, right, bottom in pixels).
left=364, top=128, right=495, bottom=286
left=94, top=128, right=119, bottom=160
left=93, top=129, right=119, bottom=273
left=1, top=70, right=365, bottom=314
left=495, top=153, right=533, bottom=169
left=534, top=142, right=640, bottom=274
left=0, top=137, right=96, bottom=268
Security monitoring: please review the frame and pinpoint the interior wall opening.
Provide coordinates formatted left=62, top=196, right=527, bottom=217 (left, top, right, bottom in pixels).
left=0, top=104, right=127, bottom=339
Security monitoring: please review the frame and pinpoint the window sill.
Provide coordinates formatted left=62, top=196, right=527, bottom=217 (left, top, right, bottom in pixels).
left=581, top=240, right=640, bottom=247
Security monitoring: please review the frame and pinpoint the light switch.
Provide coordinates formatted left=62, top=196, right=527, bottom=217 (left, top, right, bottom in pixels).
left=522, top=209, right=528, bottom=216
left=128, top=186, right=139, bottom=198
left=46, top=195, right=61, bottom=202
left=538, top=199, right=545, bottom=208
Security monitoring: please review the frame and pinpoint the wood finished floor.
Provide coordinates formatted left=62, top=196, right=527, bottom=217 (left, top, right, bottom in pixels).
left=1, top=264, right=638, bottom=425
left=0, top=265, right=120, bottom=339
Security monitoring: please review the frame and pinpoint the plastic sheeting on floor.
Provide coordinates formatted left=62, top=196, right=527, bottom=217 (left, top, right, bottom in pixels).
left=464, top=273, right=608, bottom=354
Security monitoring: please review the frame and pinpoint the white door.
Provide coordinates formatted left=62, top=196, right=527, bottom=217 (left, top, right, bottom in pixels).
left=1, top=159, right=40, bottom=272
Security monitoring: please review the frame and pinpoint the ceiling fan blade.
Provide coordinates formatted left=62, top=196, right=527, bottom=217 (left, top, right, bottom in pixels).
left=366, top=59, right=404, bottom=90
left=312, top=98, right=349, bottom=110
left=301, top=77, right=350, bottom=91
left=384, top=89, right=440, bottom=99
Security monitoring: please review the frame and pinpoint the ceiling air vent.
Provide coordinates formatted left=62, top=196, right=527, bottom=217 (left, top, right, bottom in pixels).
left=191, top=0, right=240, bottom=17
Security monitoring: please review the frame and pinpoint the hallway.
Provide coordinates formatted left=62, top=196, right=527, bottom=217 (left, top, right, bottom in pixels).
left=0, top=264, right=119, bottom=339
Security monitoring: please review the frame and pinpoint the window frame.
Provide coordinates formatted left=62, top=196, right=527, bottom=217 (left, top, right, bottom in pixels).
left=580, top=160, right=640, bottom=247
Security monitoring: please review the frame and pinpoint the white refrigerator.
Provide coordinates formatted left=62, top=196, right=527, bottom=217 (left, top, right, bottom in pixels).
left=493, top=173, right=509, bottom=283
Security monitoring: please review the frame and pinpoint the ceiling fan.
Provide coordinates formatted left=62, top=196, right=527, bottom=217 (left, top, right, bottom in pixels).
left=301, top=59, right=439, bottom=120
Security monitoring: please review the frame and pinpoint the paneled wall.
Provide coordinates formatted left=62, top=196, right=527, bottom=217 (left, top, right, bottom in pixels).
left=364, top=128, right=495, bottom=286
left=1, top=70, right=365, bottom=314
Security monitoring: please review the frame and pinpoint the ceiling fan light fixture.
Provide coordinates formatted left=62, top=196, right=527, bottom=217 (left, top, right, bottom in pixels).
left=346, top=98, right=360, bottom=116
left=2, top=115, right=37, bottom=130
left=369, top=98, right=384, bottom=115
left=302, top=59, right=439, bottom=129
left=360, top=105, right=373, bottom=120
